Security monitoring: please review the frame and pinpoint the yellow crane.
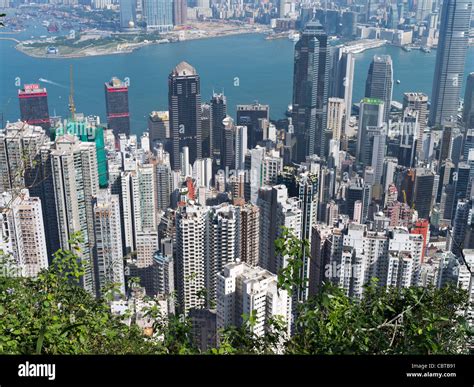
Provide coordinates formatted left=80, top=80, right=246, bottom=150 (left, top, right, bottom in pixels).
left=68, top=64, right=76, bottom=121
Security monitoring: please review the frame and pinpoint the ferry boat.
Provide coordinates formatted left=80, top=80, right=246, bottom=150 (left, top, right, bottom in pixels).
left=420, top=46, right=431, bottom=53
left=396, top=80, right=401, bottom=84
left=402, top=45, right=412, bottom=52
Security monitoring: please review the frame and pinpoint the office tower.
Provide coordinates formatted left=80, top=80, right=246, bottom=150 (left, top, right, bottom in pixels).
left=234, top=125, right=248, bottom=171
left=221, top=116, right=236, bottom=170
left=201, top=103, right=212, bottom=158
left=292, top=21, right=330, bottom=161
left=401, top=168, right=435, bottom=219
left=148, top=111, right=170, bottom=148
left=452, top=199, right=471, bottom=256
left=236, top=103, right=269, bottom=149
left=104, top=77, right=130, bottom=137
left=327, top=98, right=345, bottom=142
left=356, top=98, right=384, bottom=164
left=341, top=11, right=357, bottom=38
left=453, top=162, right=471, bottom=206
left=207, top=204, right=239, bottom=304
left=371, top=125, right=387, bottom=184
left=143, top=0, right=173, bottom=31
left=119, top=0, right=136, bottom=28
left=331, top=48, right=355, bottom=137
left=365, top=55, right=393, bottom=123
left=93, top=190, right=125, bottom=297
left=51, top=135, right=99, bottom=294
left=416, top=0, right=433, bottom=21
left=237, top=203, right=260, bottom=267
left=464, top=129, right=474, bottom=161
left=403, top=92, right=429, bottom=159
left=0, top=189, right=48, bottom=277
left=464, top=73, right=474, bottom=129
left=18, top=84, right=50, bottom=132
left=429, top=0, right=472, bottom=127
left=210, top=93, right=227, bottom=160
left=173, top=0, right=187, bottom=25
left=175, top=203, right=207, bottom=314
left=216, top=262, right=291, bottom=339
left=169, top=62, right=202, bottom=171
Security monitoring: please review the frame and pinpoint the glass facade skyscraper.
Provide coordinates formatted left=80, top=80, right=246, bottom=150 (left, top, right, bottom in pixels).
left=429, top=0, right=472, bottom=127
left=292, top=21, right=330, bottom=162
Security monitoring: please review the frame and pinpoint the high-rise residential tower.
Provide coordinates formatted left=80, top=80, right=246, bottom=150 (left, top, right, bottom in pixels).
left=168, top=62, right=202, bottom=170
left=429, top=0, right=472, bottom=127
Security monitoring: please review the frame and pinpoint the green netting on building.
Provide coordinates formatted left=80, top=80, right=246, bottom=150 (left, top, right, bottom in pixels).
left=53, top=120, right=109, bottom=188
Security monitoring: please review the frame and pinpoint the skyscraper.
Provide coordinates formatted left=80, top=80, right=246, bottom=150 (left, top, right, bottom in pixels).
left=0, top=189, right=48, bottom=277
left=168, top=62, right=202, bottom=171
left=327, top=97, right=345, bottom=142
left=365, top=55, right=393, bottom=123
left=464, top=73, right=474, bottom=129
left=175, top=203, right=207, bottom=314
left=403, top=92, right=429, bottom=160
left=429, top=0, right=472, bottom=127
left=216, top=262, right=292, bottom=340
left=173, top=0, right=187, bottom=25
left=93, top=190, right=125, bottom=297
left=119, top=0, right=136, bottom=29
left=356, top=98, right=384, bottom=164
left=51, top=135, right=99, bottom=294
left=18, top=84, right=50, bottom=132
left=104, top=77, right=130, bottom=137
left=236, top=103, right=269, bottom=149
left=330, top=48, right=355, bottom=137
left=292, top=21, right=330, bottom=161
left=143, top=0, right=173, bottom=31
left=210, top=92, right=227, bottom=160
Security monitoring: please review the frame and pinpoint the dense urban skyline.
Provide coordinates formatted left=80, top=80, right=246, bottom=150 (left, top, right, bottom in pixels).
left=1, top=0, right=474, bottom=357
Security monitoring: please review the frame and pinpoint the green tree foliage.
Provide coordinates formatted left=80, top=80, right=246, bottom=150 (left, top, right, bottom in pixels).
left=0, top=228, right=471, bottom=354
left=0, top=234, right=160, bottom=354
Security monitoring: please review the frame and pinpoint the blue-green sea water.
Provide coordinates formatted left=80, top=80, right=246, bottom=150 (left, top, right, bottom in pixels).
left=1, top=31, right=473, bottom=135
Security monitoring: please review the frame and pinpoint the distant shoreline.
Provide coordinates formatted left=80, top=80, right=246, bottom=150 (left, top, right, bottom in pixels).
left=14, top=29, right=268, bottom=59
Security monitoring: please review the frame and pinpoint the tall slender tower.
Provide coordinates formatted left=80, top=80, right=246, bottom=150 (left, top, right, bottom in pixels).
left=210, top=92, right=227, bottom=160
left=104, top=77, right=130, bottom=137
left=463, top=73, right=474, bottom=129
left=365, top=55, right=393, bottom=123
left=18, top=84, right=50, bottom=132
left=168, top=62, right=202, bottom=171
left=429, top=0, right=472, bottom=127
left=292, top=21, right=330, bottom=161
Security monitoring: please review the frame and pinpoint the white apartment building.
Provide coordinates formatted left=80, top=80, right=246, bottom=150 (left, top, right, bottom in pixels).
left=216, top=262, right=291, bottom=342
left=0, top=189, right=48, bottom=277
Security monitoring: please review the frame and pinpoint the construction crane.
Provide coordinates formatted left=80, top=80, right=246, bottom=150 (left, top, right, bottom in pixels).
left=68, top=64, right=76, bottom=121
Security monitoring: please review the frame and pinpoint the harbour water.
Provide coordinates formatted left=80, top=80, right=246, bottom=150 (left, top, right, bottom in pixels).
left=1, top=32, right=473, bottom=135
